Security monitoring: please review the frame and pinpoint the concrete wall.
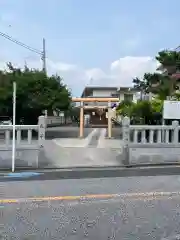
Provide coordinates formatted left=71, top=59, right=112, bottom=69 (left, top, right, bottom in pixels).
left=119, top=91, right=138, bottom=103
left=91, top=89, right=137, bottom=103
left=92, top=89, right=117, bottom=97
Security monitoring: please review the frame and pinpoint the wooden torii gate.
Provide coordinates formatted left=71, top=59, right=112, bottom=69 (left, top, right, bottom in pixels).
left=72, top=97, right=119, bottom=138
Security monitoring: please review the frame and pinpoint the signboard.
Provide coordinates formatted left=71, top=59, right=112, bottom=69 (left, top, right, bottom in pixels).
left=163, top=100, right=180, bottom=119
left=111, top=103, right=117, bottom=109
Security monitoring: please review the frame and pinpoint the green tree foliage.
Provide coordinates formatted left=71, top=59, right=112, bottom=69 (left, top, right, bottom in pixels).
left=156, top=50, right=180, bottom=72
left=144, top=73, right=172, bottom=100
left=150, top=97, right=163, bottom=113
left=116, top=100, right=135, bottom=117
left=0, top=63, right=72, bottom=124
left=117, top=99, right=163, bottom=125
left=156, top=50, right=180, bottom=96
left=119, top=50, right=180, bottom=125
left=133, top=71, right=178, bottom=100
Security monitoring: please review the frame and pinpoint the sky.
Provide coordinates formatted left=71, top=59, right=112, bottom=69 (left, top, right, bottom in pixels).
left=0, top=0, right=180, bottom=96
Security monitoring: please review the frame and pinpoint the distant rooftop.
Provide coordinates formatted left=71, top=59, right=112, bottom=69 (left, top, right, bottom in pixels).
left=81, top=86, right=137, bottom=97
left=81, top=86, right=117, bottom=97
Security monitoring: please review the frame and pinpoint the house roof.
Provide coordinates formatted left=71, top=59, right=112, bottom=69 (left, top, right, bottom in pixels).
left=81, top=86, right=137, bottom=97
left=81, top=86, right=118, bottom=97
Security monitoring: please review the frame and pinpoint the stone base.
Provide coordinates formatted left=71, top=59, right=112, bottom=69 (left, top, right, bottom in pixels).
left=130, top=147, right=180, bottom=165
left=0, top=149, right=39, bottom=169
left=39, top=140, right=123, bottom=168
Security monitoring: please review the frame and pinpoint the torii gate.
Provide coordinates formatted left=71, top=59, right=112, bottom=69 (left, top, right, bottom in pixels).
left=72, top=97, right=119, bottom=138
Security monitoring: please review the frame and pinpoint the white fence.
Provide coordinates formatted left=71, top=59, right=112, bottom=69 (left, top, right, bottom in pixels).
left=122, top=116, right=180, bottom=165
left=0, top=116, right=46, bottom=170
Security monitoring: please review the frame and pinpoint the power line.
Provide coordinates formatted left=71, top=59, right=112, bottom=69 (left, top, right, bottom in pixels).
left=0, top=31, right=42, bottom=55
left=0, top=31, right=46, bottom=73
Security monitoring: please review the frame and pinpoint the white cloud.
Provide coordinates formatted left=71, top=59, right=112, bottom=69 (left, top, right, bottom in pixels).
left=46, top=56, right=158, bottom=95
left=110, top=56, right=158, bottom=85
left=0, top=55, right=158, bottom=96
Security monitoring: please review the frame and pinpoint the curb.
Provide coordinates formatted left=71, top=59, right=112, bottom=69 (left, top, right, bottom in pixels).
left=1, top=165, right=180, bottom=181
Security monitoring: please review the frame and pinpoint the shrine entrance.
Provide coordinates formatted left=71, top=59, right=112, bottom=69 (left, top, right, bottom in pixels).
left=72, top=97, right=119, bottom=138
left=90, top=109, right=107, bottom=125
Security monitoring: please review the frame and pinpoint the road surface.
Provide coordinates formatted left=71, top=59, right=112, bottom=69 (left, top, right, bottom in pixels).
left=1, top=175, right=180, bottom=239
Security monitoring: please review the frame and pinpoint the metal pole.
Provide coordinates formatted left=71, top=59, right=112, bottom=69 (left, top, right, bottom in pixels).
left=12, top=81, right=16, bottom=172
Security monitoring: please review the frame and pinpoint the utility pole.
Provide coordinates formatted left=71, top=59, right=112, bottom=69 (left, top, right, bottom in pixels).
left=42, top=38, right=46, bottom=73
left=0, top=31, right=47, bottom=74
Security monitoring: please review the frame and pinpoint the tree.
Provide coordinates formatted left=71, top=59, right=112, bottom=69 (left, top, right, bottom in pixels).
left=133, top=73, right=165, bottom=99
left=116, top=100, right=135, bottom=117
left=127, top=50, right=180, bottom=124
left=132, top=77, right=147, bottom=100
left=0, top=63, right=72, bottom=124
left=151, top=97, right=163, bottom=113
left=156, top=50, right=180, bottom=96
left=144, top=72, right=172, bottom=100
left=133, top=71, right=176, bottom=100
left=156, top=50, right=180, bottom=73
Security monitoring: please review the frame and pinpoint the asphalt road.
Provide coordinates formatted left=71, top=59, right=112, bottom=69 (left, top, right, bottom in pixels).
left=2, top=175, right=180, bottom=239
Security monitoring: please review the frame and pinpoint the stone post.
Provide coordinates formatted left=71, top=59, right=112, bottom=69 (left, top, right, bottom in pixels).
left=172, top=120, right=179, bottom=144
left=79, top=102, right=84, bottom=138
left=38, top=115, right=46, bottom=149
left=122, top=116, right=130, bottom=165
left=107, top=101, right=112, bottom=138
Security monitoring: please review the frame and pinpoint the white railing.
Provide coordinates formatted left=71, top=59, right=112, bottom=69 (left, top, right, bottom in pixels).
left=0, top=125, right=39, bottom=149
left=129, top=125, right=178, bottom=145
left=122, top=116, right=180, bottom=165
left=0, top=116, right=46, bottom=170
